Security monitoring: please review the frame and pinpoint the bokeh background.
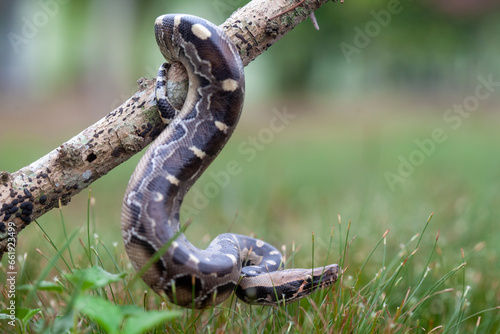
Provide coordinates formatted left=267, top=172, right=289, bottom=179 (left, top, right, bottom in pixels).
left=1, top=0, right=499, bottom=329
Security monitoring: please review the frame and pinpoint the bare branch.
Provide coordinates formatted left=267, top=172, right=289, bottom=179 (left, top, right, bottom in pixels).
left=0, top=0, right=337, bottom=259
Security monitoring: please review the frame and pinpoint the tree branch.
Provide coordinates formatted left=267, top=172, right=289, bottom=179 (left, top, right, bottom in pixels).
left=0, top=0, right=337, bottom=259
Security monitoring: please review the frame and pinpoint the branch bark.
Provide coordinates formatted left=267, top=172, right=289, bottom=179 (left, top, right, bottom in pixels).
left=0, top=0, right=338, bottom=259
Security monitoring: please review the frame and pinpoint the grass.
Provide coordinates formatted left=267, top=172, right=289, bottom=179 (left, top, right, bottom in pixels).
left=1, top=105, right=500, bottom=332
left=1, top=204, right=497, bottom=333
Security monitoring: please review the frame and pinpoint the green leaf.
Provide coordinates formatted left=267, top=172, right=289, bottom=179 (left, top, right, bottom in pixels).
left=65, top=266, right=126, bottom=291
left=16, top=307, right=41, bottom=326
left=0, top=307, right=41, bottom=331
left=0, top=312, right=15, bottom=321
left=17, top=281, right=64, bottom=293
left=122, top=309, right=181, bottom=334
left=75, top=295, right=122, bottom=334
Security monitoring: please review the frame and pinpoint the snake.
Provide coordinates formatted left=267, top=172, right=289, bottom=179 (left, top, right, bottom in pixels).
left=121, top=14, right=339, bottom=309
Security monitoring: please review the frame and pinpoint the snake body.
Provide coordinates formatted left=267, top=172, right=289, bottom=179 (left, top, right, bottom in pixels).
left=121, top=14, right=339, bottom=309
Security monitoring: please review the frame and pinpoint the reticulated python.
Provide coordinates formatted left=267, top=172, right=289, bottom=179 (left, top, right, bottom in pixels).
left=121, top=14, right=339, bottom=309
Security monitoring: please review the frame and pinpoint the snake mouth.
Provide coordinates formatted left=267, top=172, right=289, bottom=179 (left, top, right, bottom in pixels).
left=312, top=264, right=340, bottom=282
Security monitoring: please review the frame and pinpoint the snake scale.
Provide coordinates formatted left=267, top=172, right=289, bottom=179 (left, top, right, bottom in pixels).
left=121, top=14, right=339, bottom=309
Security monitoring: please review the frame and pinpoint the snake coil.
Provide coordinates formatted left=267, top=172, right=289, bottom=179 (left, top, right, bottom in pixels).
left=121, top=14, right=339, bottom=309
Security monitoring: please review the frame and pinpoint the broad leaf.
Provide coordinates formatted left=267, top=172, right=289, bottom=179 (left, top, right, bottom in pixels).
left=65, top=266, right=126, bottom=291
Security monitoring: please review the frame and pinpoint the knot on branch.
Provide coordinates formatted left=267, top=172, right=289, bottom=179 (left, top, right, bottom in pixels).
left=0, top=171, right=11, bottom=184
left=58, top=144, right=82, bottom=167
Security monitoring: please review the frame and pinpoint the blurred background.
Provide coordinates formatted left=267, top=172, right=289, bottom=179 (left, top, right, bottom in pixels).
left=1, top=0, right=499, bottom=327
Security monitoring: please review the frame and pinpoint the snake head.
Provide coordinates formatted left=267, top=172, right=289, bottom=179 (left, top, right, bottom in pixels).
left=278, top=264, right=341, bottom=304
left=236, top=264, right=340, bottom=306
